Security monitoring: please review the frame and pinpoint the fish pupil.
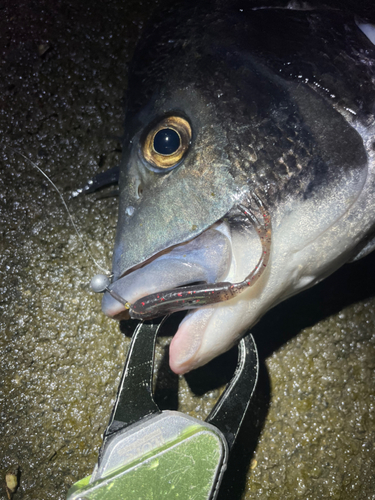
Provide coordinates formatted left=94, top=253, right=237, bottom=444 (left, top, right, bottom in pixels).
left=153, top=128, right=180, bottom=155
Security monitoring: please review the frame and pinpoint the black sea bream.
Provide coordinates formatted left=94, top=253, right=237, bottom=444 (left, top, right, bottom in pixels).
left=102, top=0, right=375, bottom=374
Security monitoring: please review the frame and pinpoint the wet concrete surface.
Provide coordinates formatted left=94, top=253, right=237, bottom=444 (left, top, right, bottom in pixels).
left=0, top=1, right=374, bottom=499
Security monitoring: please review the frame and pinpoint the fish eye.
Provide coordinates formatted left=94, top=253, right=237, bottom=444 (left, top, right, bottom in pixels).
left=142, top=116, right=192, bottom=171
left=153, top=128, right=180, bottom=155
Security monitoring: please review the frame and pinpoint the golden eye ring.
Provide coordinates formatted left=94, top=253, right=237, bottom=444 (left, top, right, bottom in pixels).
left=142, top=116, right=192, bottom=171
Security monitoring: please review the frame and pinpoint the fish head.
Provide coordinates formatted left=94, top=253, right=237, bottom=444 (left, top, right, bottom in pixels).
left=103, top=10, right=270, bottom=371
left=103, top=5, right=373, bottom=374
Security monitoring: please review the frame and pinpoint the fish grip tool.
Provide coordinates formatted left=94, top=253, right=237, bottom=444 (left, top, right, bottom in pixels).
left=66, top=317, right=259, bottom=500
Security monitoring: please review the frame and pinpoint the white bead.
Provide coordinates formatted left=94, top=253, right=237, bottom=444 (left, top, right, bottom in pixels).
left=90, top=274, right=110, bottom=293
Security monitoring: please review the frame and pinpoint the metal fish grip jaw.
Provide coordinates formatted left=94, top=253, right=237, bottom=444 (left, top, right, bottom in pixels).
left=66, top=317, right=259, bottom=500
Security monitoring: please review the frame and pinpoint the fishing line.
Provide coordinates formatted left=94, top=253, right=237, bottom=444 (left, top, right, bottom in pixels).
left=6, top=146, right=111, bottom=276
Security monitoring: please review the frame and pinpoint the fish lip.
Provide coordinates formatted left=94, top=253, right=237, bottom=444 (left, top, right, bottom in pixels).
left=113, top=201, right=248, bottom=283
left=115, top=238, right=199, bottom=282
left=103, top=218, right=235, bottom=318
left=114, top=218, right=227, bottom=283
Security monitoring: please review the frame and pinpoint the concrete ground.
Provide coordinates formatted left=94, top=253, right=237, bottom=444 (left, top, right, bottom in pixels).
left=0, top=1, right=374, bottom=499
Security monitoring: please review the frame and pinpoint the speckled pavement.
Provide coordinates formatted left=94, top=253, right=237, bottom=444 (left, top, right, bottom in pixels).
left=0, top=1, right=374, bottom=499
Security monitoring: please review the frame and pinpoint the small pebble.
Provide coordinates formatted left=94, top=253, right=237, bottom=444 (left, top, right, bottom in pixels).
left=6, top=469, right=19, bottom=498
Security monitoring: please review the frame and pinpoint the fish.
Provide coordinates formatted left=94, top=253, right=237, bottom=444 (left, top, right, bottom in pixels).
left=102, top=0, right=375, bottom=375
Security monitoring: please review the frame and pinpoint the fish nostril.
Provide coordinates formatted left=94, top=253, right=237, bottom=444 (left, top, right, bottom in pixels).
left=135, top=180, right=143, bottom=199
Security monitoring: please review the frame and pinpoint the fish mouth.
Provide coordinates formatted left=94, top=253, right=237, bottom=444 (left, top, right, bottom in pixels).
left=102, top=219, right=235, bottom=318
left=103, top=197, right=272, bottom=321
left=102, top=215, right=264, bottom=374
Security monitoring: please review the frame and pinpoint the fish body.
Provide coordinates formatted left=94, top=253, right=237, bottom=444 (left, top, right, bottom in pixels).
left=103, top=0, right=375, bottom=373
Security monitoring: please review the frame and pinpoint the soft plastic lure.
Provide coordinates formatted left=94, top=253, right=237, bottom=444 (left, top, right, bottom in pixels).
left=99, top=194, right=272, bottom=320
